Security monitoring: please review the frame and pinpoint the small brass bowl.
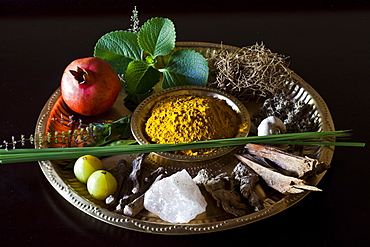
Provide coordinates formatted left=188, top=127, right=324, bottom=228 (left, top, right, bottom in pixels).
left=130, top=86, right=250, bottom=162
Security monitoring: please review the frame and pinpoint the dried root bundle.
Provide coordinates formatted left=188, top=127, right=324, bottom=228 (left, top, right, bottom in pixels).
left=208, top=43, right=294, bottom=101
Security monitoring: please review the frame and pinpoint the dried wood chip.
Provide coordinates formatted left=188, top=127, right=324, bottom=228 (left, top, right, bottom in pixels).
left=246, top=143, right=330, bottom=177
left=236, top=154, right=322, bottom=194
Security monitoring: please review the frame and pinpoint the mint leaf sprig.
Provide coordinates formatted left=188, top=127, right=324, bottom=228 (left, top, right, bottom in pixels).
left=94, top=16, right=209, bottom=105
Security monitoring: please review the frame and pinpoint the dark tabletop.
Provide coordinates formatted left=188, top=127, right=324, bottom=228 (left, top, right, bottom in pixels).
left=1, top=1, right=369, bottom=246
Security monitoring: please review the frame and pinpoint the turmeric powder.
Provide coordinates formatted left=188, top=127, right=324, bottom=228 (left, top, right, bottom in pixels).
left=145, top=95, right=239, bottom=155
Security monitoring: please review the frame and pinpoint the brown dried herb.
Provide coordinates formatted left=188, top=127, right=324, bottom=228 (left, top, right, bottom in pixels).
left=207, top=43, right=293, bottom=101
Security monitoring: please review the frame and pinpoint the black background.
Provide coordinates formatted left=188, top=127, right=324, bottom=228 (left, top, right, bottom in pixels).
left=0, top=1, right=369, bottom=246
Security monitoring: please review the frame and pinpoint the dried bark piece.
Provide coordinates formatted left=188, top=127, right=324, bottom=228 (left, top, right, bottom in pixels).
left=210, top=189, right=249, bottom=217
left=232, top=162, right=264, bottom=211
left=245, top=143, right=330, bottom=177
left=236, top=154, right=322, bottom=194
left=195, top=170, right=250, bottom=217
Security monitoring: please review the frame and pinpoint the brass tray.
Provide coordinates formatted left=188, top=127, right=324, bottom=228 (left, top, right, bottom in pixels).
left=35, top=42, right=335, bottom=235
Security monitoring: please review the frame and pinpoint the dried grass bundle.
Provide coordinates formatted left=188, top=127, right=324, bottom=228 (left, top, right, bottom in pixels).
left=207, top=43, right=294, bottom=101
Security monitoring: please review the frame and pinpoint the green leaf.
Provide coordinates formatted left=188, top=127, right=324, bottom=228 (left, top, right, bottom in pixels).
left=94, top=31, right=143, bottom=74
left=161, top=49, right=209, bottom=88
left=125, top=60, right=161, bottom=94
left=138, top=17, right=176, bottom=58
left=154, top=55, right=170, bottom=69
left=124, top=91, right=153, bottom=110
left=89, top=116, right=132, bottom=147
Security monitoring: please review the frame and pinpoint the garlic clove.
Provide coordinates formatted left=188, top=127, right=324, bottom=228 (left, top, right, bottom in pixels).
left=257, top=116, right=286, bottom=136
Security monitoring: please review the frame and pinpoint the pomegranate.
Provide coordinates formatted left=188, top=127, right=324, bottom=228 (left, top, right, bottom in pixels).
left=60, top=57, right=121, bottom=116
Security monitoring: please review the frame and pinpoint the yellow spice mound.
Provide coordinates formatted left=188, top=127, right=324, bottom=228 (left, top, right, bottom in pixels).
left=145, top=95, right=239, bottom=155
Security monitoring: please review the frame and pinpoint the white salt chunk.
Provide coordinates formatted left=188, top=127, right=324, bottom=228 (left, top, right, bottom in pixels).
left=143, top=169, right=207, bottom=223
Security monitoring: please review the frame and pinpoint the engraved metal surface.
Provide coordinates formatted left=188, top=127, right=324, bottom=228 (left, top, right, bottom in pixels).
left=35, top=42, right=334, bottom=234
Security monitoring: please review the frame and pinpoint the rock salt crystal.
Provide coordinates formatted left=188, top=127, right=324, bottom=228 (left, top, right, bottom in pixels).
left=143, top=169, right=207, bottom=223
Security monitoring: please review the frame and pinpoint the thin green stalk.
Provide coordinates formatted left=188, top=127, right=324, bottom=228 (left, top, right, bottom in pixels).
left=262, top=141, right=365, bottom=147
left=0, top=130, right=365, bottom=164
